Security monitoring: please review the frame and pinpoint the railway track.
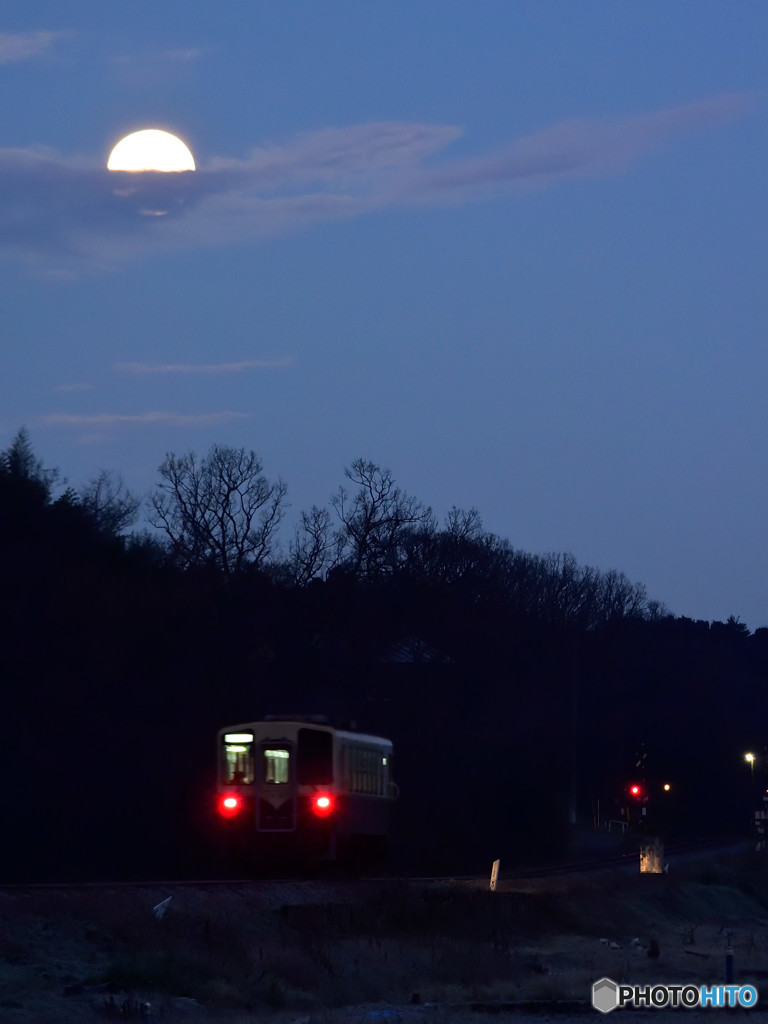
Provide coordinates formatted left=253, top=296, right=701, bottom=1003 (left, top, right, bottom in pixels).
left=499, top=835, right=747, bottom=881
left=0, top=836, right=747, bottom=894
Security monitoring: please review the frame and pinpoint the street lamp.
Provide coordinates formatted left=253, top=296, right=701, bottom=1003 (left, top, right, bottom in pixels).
left=746, top=752, right=756, bottom=783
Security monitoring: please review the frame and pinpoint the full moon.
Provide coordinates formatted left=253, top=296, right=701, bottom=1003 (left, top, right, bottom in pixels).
left=107, top=129, right=195, bottom=172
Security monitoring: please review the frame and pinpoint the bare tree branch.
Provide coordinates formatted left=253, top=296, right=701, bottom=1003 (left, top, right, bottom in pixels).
left=78, top=470, right=140, bottom=535
left=331, top=458, right=432, bottom=580
left=288, top=505, right=334, bottom=586
left=147, top=444, right=286, bottom=575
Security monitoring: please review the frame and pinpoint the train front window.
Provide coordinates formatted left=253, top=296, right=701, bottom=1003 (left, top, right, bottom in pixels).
left=264, top=748, right=290, bottom=784
left=298, top=728, right=333, bottom=784
left=223, top=732, right=254, bottom=785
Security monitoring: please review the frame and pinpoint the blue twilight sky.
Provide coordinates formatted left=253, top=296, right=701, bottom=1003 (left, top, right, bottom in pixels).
left=1, top=2, right=767, bottom=627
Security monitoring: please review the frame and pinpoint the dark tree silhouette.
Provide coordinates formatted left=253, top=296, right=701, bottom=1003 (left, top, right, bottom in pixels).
left=148, top=444, right=287, bottom=575
left=78, top=470, right=140, bottom=536
left=331, top=458, right=433, bottom=580
left=0, top=426, right=58, bottom=513
left=288, top=504, right=335, bottom=585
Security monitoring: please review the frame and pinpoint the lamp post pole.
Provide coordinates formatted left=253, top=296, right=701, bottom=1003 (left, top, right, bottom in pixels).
left=746, top=753, right=756, bottom=834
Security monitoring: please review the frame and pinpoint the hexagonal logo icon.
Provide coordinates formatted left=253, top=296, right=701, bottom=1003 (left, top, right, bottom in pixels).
left=592, top=977, right=619, bottom=1014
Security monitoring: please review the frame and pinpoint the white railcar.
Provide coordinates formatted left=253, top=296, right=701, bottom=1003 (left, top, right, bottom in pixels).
left=216, top=715, right=397, bottom=866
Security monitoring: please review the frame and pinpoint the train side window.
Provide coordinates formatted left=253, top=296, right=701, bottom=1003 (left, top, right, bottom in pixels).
left=366, top=748, right=379, bottom=794
left=263, top=748, right=290, bottom=784
left=298, top=728, right=333, bottom=785
left=346, top=745, right=386, bottom=795
left=223, top=732, right=254, bottom=785
left=349, top=746, right=359, bottom=792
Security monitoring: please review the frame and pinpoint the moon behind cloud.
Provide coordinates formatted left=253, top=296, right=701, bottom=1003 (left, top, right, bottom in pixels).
left=107, top=129, right=196, bottom=172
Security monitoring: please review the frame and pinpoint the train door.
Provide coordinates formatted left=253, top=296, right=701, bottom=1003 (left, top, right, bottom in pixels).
left=256, top=739, right=296, bottom=831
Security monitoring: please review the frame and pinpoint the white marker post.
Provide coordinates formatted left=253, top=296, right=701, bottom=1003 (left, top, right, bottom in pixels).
left=490, top=858, right=500, bottom=892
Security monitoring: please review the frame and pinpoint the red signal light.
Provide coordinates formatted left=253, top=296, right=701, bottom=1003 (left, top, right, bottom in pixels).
left=628, top=783, right=643, bottom=799
left=311, top=792, right=335, bottom=817
left=218, top=794, right=242, bottom=818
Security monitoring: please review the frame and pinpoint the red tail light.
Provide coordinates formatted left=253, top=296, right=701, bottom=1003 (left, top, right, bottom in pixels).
left=218, top=794, right=242, bottom=818
left=311, top=792, right=335, bottom=817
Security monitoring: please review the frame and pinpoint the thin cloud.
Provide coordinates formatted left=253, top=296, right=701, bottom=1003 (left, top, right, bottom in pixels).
left=0, top=30, right=72, bottom=63
left=53, top=382, right=93, bottom=393
left=109, top=46, right=204, bottom=87
left=42, top=411, right=250, bottom=427
left=115, top=357, right=296, bottom=374
left=0, top=93, right=754, bottom=274
left=112, top=47, right=203, bottom=66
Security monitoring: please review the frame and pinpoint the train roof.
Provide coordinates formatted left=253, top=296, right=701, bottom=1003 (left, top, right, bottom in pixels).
left=219, top=718, right=392, bottom=748
left=334, top=729, right=393, bottom=748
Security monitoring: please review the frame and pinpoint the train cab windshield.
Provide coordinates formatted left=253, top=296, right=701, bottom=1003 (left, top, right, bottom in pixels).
left=297, top=727, right=333, bottom=784
left=222, top=725, right=334, bottom=787
left=264, top=747, right=290, bottom=784
left=222, top=732, right=255, bottom=785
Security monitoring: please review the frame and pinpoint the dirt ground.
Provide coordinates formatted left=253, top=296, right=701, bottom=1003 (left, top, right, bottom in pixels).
left=2, top=850, right=768, bottom=1023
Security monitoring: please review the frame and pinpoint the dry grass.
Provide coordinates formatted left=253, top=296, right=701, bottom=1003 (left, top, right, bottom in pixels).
left=2, top=849, right=768, bottom=1022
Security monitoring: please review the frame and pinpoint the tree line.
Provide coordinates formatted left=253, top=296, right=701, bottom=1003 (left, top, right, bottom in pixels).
left=1, top=429, right=661, bottom=633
